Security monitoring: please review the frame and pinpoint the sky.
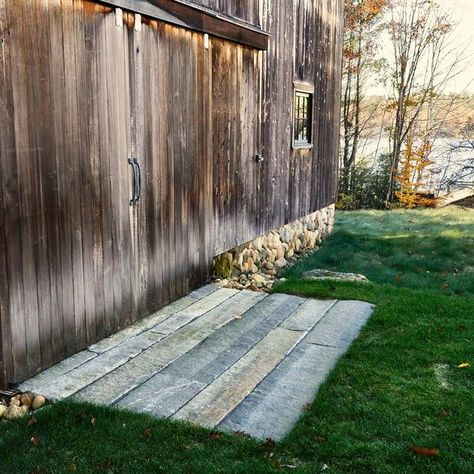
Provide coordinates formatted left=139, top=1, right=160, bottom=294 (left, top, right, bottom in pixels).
left=372, top=0, right=474, bottom=95
left=447, top=0, right=474, bottom=93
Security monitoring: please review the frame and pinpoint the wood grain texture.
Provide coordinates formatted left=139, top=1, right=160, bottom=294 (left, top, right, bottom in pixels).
left=0, top=0, right=343, bottom=385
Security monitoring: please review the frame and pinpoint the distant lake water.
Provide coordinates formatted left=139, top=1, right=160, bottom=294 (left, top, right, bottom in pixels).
left=354, top=134, right=474, bottom=195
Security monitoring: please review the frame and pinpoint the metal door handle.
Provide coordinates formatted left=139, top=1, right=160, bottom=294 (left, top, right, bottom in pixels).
left=129, top=158, right=138, bottom=205
left=133, top=158, right=141, bottom=203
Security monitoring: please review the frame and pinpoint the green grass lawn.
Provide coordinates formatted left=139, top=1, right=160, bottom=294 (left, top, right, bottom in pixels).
left=284, top=207, right=474, bottom=297
left=1, top=207, right=473, bottom=473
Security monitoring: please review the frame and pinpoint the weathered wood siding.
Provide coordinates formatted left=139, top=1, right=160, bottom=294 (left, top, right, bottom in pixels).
left=0, top=0, right=343, bottom=384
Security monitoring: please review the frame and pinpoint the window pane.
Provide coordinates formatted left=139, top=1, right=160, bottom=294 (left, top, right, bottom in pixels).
left=294, top=90, right=312, bottom=145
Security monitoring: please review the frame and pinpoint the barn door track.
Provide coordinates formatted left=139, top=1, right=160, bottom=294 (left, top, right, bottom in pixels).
left=20, top=285, right=374, bottom=440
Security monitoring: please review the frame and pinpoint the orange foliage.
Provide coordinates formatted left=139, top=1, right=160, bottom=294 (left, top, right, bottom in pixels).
left=395, top=134, right=439, bottom=208
left=345, top=0, right=389, bottom=28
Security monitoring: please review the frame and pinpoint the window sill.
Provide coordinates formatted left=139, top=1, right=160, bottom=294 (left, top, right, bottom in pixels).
left=292, top=144, right=314, bottom=151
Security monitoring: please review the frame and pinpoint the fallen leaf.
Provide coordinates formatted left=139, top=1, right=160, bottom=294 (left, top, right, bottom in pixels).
left=66, top=464, right=77, bottom=472
left=96, top=460, right=112, bottom=470
left=457, top=363, right=470, bottom=368
left=32, top=467, right=46, bottom=474
left=91, top=417, right=96, bottom=426
left=394, top=275, right=402, bottom=282
left=441, top=283, right=449, bottom=289
left=209, top=431, right=222, bottom=440
left=314, top=435, right=326, bottom=444
left=143, top=428, right=151, bottom=438
left=27, top=416, right=38, bottom=426
left=439, top=410, right=449, bottom=418
left=409, top=446, right=440, bottom=457
left=263, top=437, right=276, bottom=450
left=31, top=435, right=41, bottom=447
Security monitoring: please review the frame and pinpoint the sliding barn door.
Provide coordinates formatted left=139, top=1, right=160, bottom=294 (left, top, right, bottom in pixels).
left=131, top=21, right=213, bottom=313
left=0, top=1, right=261, bottom=385
left=0, top=2, right=139, bottom=383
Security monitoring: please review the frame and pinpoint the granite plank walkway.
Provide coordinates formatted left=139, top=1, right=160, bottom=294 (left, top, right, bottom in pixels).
left=20, top=284, right=374, bottom=440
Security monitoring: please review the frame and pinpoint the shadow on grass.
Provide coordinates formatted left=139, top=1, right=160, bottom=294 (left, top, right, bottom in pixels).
left=284, top=225, right=474, bottom=297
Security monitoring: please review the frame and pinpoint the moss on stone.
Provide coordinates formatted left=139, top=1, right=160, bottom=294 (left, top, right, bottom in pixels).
left=214, top=252, right=233, bottom=279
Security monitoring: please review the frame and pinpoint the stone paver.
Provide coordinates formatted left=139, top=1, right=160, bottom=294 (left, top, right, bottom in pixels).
left=20, top=284, right=374, bottom=440
left=218, top=343, right=343, bottom=440
left=305, top=299, right=374, bottom=350
left=116, top=293, right=303, bottom=417
left=172, top=327, right=302, bottom=427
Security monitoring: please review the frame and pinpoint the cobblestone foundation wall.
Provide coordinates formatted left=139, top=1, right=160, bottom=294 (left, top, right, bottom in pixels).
left=213, top=204, right=335, bottom=291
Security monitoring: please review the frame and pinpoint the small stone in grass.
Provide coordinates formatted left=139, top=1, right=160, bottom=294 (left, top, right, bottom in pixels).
left=32, top=395, right=46, bottom=410
left=5, top=405, right=25, bottom=420
left=20, top=392, right=34, bottom=407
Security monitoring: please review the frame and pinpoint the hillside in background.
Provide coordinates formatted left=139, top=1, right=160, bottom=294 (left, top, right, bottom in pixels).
left=357, top=94, right=474, bottom=141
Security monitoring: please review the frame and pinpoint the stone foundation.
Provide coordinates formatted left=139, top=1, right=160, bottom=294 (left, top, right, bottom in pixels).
left=213, top=204, right=335, bottom=291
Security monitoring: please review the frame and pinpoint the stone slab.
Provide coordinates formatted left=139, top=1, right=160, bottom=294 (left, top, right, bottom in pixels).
left=19, top=350, right=97, bottom=393
left=20, top=285, right=374, bottom=442
left=150, top=288, right=239, bottom=335
left=22, top=331, right=166, bottom=399
left=74, top=291, right=265, bottom=405
left=116, top=293, right=303, bottom=417
left=280, top=299, right=336, bottom=332
left=172, top=327, right=303, bottom=428
left=88, top=296, right=196, bottom=354
left=218, top=343, right=343, bottom=440
left=188, top=283, right=219, bottom=299
left=304, top=300, right=374, bottom=350
left=302, top=269, right=368, bottom=283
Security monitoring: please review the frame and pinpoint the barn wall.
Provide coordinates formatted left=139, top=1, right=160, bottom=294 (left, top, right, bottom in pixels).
left=258, top=0, right=343, bottom=234
left=0, top=0, right=343, bottom=384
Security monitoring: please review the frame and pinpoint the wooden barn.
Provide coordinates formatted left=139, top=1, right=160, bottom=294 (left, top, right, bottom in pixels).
left=0, top=0, right=343, bottom=386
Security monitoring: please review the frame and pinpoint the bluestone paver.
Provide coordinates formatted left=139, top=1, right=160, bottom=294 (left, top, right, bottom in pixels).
left=305, top=300, right=374, bottom=349
left=88, top=295, right=197, bottom=354
left=116, top=293, right=302, bottom=417
left=20, top=286, right=374, bottom=440
left=218, top=343, right=343, bottom=440
left=74, top=290, right=263, bottom=404
left=172, top=327, right=303, bottom=427
left=280, top=298, right=337, bottom=331
left=19, top=350, right=97, bottom=393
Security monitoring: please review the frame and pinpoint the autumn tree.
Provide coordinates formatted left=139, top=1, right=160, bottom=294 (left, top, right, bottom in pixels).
left=395, top=132, right=439, bottom=207
left=384, top=0, right=463, bottom=202
left=340, top=0, right=388, bottom=194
